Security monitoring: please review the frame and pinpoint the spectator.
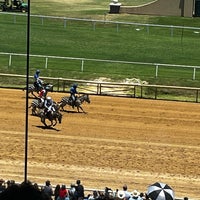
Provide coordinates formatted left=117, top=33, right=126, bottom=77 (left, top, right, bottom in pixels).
left=68, top=183, right=76, bottom=200
left=0, top=181, right=48, bottom=200
left=0, top=179, right=5, bottom=193
left=42, top=180, right=53, bottom=200
left=74, top=180, right=84, bottom=200
left=33, top=182, right=40, bottom=191
left=88, top=190, right=100, bottom=200
left=123, top=184, right=131, bottom=200
left=58, top=184, right=69, bottom=200
left=54, top=184, right=61, bottom=200
left=130, top=190, right=143, bottom=200
left=6, top=180, right=15, bottom=188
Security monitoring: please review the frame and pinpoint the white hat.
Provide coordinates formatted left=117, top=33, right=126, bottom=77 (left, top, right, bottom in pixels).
left=132, top=190, right=140, bottom=198
left=117, top=190, right=125, bottom=199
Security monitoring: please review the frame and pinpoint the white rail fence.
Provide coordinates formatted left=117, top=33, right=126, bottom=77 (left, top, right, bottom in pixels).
left=1, top=12, right=200, bottom=36
left=1, top=52, right=200, bottom=80
left=0, top=73, right=200, bottom=103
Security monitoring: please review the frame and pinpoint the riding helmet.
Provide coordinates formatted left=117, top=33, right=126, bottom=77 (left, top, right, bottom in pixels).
left=73, top=83, right=78, bottom=88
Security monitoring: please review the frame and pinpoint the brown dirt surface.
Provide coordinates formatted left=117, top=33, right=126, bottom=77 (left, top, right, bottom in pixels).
left=0, top=88, right=200, bottom=199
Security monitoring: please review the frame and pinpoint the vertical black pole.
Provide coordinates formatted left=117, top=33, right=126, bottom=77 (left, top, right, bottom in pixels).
left=24, top=0, right=30, bottom=183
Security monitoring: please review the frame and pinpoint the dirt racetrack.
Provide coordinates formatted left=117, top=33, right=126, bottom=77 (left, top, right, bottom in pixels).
left=0, top=88, right=200, bottom=199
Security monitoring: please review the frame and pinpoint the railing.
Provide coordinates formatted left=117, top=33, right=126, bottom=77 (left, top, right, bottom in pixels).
left=0, top=73, right=200, bottom=103
left=1, top=52, right=200, bottom=80
left=1, top=12, right=200, bottom=36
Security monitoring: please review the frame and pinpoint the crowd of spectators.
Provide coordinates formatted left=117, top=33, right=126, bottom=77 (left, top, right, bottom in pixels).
left=0, top=178, right=189, bottom=200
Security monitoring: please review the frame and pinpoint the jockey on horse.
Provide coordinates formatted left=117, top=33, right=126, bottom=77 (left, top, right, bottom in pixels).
left=33, top=69, right=43, bottom=92
left=44, top=96, right=55, bottom=118
left=38, top=86, right=47, bottom=108
left=70, top=83, right=79, bottom=108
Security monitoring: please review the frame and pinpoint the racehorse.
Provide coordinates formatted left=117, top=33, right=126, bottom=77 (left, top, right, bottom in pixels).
left=58, top=94, right=90, bottom=113
left=23, top=83, right=53, bottom=98
left=29, top=99, right=59, bottom=116
left=29, top=98, right=41, bottom=116
left=39, top=109, right=62, bottom=127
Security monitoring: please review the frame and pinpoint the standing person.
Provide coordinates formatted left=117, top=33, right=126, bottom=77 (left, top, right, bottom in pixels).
left=123, top=184, right=131, bottom=200
left=54, top=184, right=61, bottom=200
left=42, top=180, right=53, bottom=200
left=34, top=69, right=43, bottom=91
left=69, top=84, right=79, bottom=108
left=58, top=184, right=69, bottom=200
left=0, top=179, right=5, bottom=194
left=74, top=180, right=84, bottom=200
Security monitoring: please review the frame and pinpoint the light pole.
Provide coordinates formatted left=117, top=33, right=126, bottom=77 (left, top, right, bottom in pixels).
left=24, top=0, right=30, bottom=183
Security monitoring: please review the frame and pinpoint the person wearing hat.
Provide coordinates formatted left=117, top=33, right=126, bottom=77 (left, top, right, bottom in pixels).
left=34, top=69, right=43, bottom=92
left=44, top=96, right=55, bottom=115
left=69, top=84, right=79, bottom=109
left=38, top=86, right=47, bottom=108
left=117, top=185, right=131, bottom=200
left=129, top=190, right=143, bottom=200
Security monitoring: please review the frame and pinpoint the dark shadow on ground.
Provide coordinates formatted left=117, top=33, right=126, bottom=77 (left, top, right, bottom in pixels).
left=35, top=125, right=61, bottom=131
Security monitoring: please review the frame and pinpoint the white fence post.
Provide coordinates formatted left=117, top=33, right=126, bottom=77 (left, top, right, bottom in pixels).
left=41, top=17, right=44, bottom=25
left=193, top=67, right=196, bottom=80
left=45, top=57, right=48, bottom=69
left=81, top=60, right=84, bottom=72
left=14, top=15, right=16, bottom=24
left=155, top=64, right=159, bottom=78
left=146, top=25, right=149, bottom=34
left=9, top=54, right=12, bottom=68
left=93, top=21, right=96, bottom=31
left=64, top=18, right=67, bottom=28
left=171, top=25, right=174, bottom=37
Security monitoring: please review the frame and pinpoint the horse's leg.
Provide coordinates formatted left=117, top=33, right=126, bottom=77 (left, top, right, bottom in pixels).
left=53, top=119, right=57, bottom=127
left=32, top=107, right=36, bottom=115
left=31, top=91, right=37, bottom=98
left=41, top=117, right=48, bottom=127
left=78, top=106, right=86, bottom=114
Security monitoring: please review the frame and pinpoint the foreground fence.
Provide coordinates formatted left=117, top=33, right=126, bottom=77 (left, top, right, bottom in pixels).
left=1, top=73, right=200, bottom=103
left=1, top=52, right=200, bottom=80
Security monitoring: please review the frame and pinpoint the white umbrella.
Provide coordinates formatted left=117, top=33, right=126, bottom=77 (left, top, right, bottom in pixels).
left=147, top=182, right=175, bottom=200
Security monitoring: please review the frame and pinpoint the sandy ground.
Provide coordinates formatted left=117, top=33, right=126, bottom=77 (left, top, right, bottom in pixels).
left=0, top=88, right=200, bottom=199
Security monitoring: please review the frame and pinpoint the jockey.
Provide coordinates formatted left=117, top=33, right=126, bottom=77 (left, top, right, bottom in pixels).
left=44, top=96, right=55, bottom=114
left=33, top=69, right=43, bottom=92
left=38, top=87, right=47, bottom=108
left=70, top=83, right=78, bottom=108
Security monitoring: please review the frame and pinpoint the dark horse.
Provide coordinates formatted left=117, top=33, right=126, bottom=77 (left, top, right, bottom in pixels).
left=40, top=109, right=62, bottom=127
left=23, top=83, right=53, bottom=98
left=58, top=94, right=90, bottom=113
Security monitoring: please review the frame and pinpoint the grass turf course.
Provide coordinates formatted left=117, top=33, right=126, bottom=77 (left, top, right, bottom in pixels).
left=0, top=0, right=200, bottom=89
